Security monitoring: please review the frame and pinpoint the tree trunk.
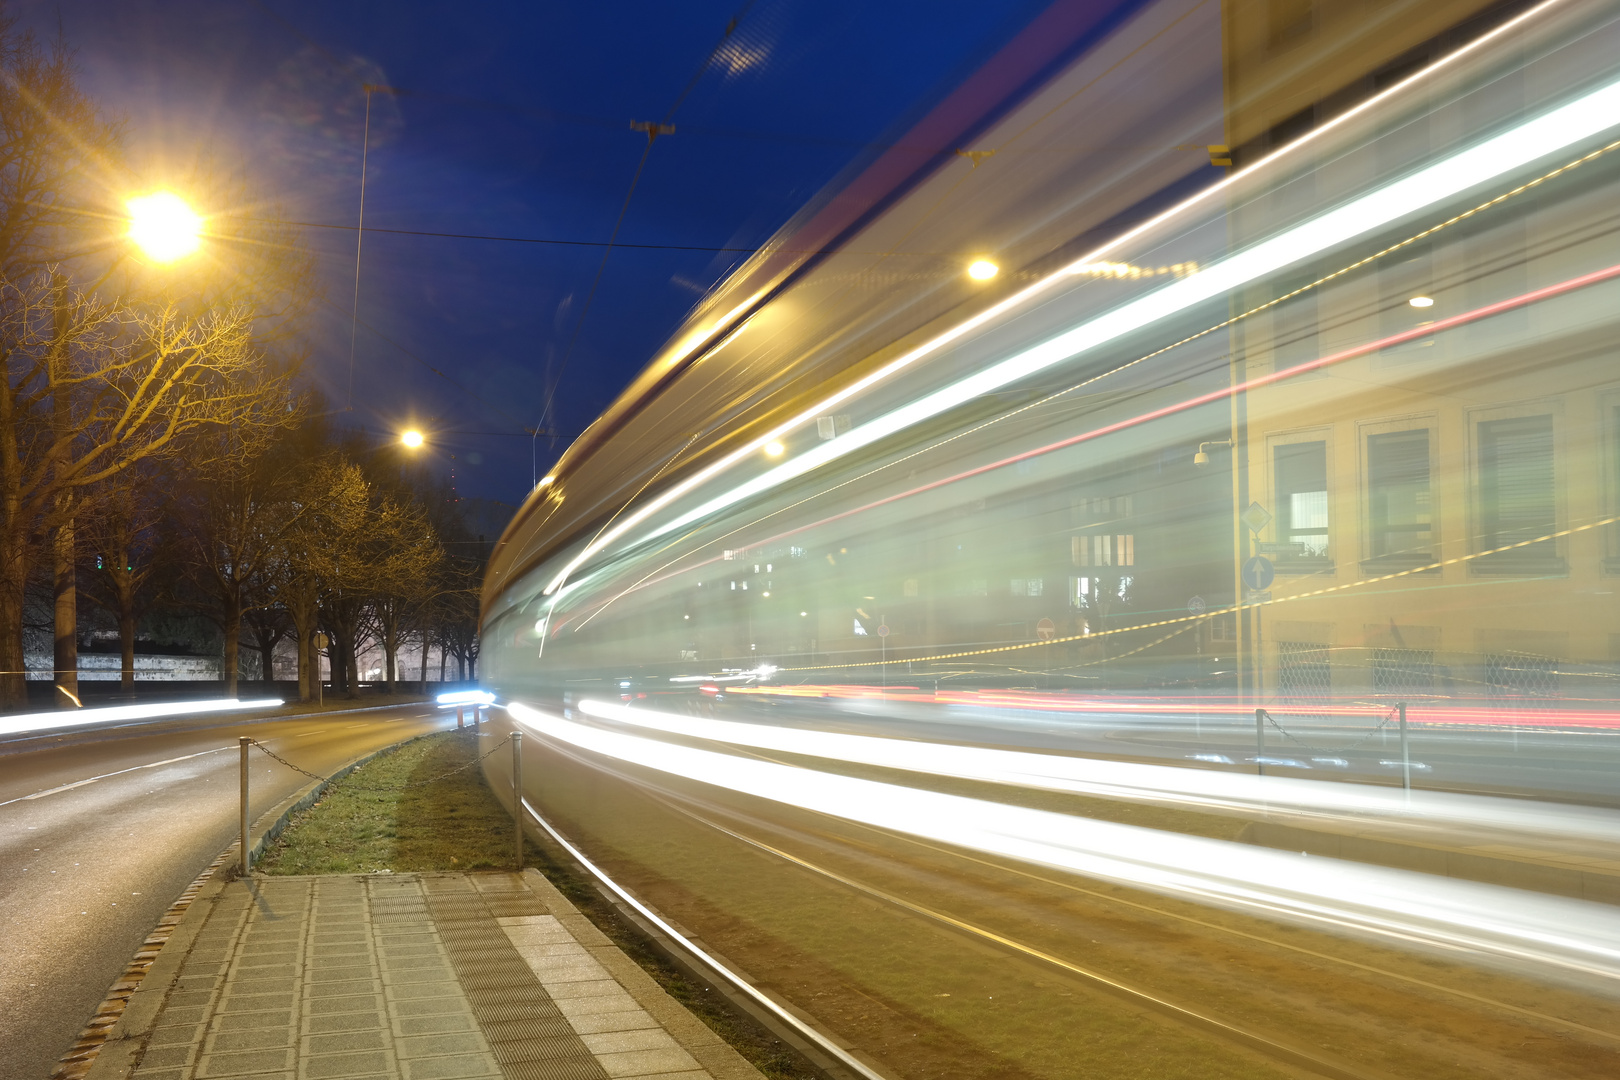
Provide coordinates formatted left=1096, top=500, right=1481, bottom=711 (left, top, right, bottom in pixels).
left=383, top=632, right=398, bottom=694
left=221, top=596, right=242, bottom=697
left=419, top=631, right=430, bottom=695
left=0, top=541, right=30, bottom=710
left=53, top=513, right=77, bottom=707
left=119, top=607, right=136, bottom=692
left=439, top=647, right=446, bottom=684
left=288, top=588, right=317, bottom=702
left=345, top=644, right=358, bottom=697
left=296, top=631, right=310, bottom=701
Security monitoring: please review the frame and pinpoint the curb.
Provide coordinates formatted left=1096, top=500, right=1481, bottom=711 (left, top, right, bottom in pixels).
left=52, top=729, right=438, bottom=1080
left=51, top=852, right=235, bottom=1080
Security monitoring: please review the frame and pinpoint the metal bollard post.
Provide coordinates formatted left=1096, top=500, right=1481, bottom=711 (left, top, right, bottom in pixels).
left=239, top=737, right=251, bottom=877
left=456, top=706, right=464, bottom=730
left=1255, top=708, right=1266, bottom=776
left=512, top=730, right=524, bottom=871
left=1399, top=701, right=1411, bottom=798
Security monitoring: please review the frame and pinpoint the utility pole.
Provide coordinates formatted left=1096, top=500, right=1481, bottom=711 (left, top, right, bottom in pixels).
left=49, top=276, right=77, bottom=709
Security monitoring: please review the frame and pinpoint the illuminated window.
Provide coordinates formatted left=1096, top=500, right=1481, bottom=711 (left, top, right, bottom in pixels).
left=1072, top=534, right=1134, bottom=566
left=1275, top=440, right=1329, bottom=560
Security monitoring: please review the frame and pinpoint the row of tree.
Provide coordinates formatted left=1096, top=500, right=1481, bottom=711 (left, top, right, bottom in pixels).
left=67, top=413, right=486, bottom=704
left=0, top=21, right=485, bottom=709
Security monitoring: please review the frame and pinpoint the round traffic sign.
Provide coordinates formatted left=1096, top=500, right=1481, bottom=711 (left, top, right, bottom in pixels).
left=1241, top=555, right=1275, bottom=591
left=1036, top=617, right=1056, bottom=640
left=1187, top=596, right=1206, bottom=615
left=876, top=624, right=890, bottom=638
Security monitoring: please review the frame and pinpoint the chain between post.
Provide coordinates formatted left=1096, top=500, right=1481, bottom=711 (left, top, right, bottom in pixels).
left=246, top=732, right=511, bottom=791
left=1258, top=704, right=1403, bottom=756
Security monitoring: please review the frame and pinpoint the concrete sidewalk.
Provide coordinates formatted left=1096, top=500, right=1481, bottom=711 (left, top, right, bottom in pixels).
left=86, top=870, right=764, bottom=1080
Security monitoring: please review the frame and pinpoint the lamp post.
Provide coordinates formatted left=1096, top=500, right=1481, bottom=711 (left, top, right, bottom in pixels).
left=51, top=193, right=204, bottom=710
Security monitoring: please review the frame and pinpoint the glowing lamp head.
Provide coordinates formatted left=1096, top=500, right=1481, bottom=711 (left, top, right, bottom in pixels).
left=400, top=429, right=425, bottom=449
left=764, top=440, right=785, bottom=457
left=1408, top=295, right=1435, bottom=308
left=967, top=259, right=999, bottom=281
left=126, top=192, right=202, bottom=263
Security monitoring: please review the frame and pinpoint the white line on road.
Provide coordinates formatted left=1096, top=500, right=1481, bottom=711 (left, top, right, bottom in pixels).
left=293, top=730, right=328, bottom=738
left=1, top=746, right=234, bottom=808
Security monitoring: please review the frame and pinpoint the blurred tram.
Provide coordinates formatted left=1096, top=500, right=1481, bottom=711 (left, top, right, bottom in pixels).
left=479, top=4, right=1620, bottom=1077
left=486, top=0, right=1620, bottom=795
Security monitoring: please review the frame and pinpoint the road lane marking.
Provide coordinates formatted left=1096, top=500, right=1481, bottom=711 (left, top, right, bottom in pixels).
left=293, top=729, right=328, bottom=737
left=1, top=746, right=233, bottom=808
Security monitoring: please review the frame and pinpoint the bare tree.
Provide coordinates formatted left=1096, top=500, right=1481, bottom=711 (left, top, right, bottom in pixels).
left=367, top=495, right=444, bottom=693
left=274, top=452, right=369, bottom=701
left=77, top=461, right=169, bottom=689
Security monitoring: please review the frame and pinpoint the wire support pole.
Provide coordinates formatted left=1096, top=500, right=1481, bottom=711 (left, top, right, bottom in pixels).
left=1399, top=701, right=1411, bottom=800
left=239, top=737, right=251, bottom=877
left=1254, top=708, right=1266, bottom=776
left=512, top=730, right=524, bottom=871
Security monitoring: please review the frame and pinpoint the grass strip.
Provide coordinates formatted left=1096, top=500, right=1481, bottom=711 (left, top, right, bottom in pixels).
left=256, top=729, right=819, bottom=1079
left=257, top=730, right=521, bottom=874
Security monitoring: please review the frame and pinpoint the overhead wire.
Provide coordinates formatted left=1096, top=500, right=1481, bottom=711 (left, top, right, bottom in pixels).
left=534, top=1, right=761, bottom=460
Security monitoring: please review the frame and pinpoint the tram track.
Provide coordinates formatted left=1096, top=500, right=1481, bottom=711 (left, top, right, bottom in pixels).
left=513, top=726, right=1620, bottom=1080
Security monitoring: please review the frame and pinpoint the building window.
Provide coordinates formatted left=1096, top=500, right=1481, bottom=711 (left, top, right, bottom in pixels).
left=1272, top=288, right=1318, bottom=372
left=1477, top=415, right=1556, bottom=561
left=1010, top=578, right=1045, bottom=598
left=1275, top=441, right=1329, bottom=560
left=1072, top=534, right=1135, bottom=566
left=1367, top=429, right=1431, bottom=560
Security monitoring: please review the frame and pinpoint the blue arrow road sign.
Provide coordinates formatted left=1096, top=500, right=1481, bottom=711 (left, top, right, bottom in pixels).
left=1241, top=555, right=1275, bottom=591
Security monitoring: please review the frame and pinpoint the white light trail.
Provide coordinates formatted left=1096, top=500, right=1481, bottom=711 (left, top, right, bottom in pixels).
left=510, top=701, right=1620, bottom=990
left=577, top=699, right=1620, bottom=848
left=0, top=698, right=284, bottom=739
left=535, top=0, right=1578, bottom=598
left=641, top=74, right=1620, bottom=546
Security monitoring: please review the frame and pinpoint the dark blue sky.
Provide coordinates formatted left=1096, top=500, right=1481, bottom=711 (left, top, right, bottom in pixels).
left=28, top=0, right=1062, bottom=504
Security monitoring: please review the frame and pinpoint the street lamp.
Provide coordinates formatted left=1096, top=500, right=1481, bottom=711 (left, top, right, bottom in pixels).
left=126, top=192, right=202, bottom=263
left=967, top=258, right=999, bottom=281
left=401, top=429, right=425, bottom=449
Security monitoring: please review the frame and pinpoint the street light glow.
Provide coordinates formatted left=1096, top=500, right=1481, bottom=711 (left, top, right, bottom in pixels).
left=764, top=440, right=785, bottom=456
left=401, top=429, right=425, bottom=448
left=126, top=192, right=202, bottom=262
left=967, top=259, right=999, bottom=280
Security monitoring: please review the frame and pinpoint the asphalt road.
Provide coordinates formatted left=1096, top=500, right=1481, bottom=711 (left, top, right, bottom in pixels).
left=0, top=702, right=448, bottom=1080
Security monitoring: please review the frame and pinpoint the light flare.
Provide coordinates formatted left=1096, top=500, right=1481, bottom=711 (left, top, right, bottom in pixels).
left=127, top=192, right=202, bottom=262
